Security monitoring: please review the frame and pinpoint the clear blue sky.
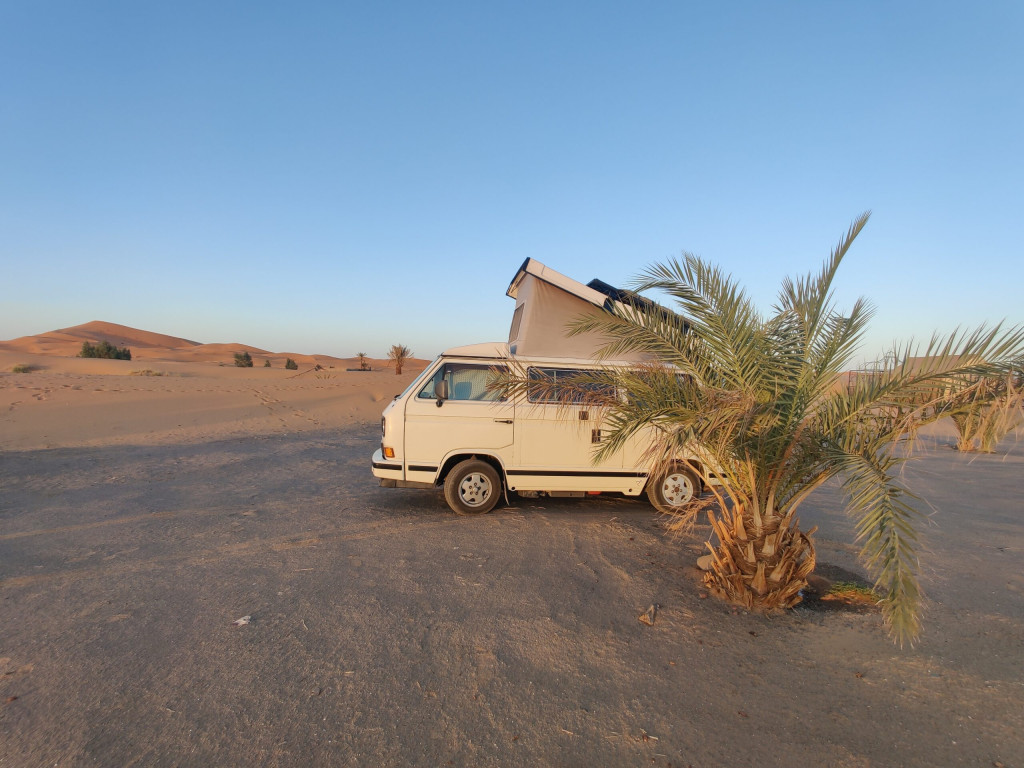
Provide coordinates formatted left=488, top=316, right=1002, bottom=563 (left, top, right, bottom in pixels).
left=2, top=1, right=1021, bottom=362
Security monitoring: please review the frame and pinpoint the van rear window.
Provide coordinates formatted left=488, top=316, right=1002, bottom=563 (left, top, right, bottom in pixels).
left=526, top=368, right=616, bottom=404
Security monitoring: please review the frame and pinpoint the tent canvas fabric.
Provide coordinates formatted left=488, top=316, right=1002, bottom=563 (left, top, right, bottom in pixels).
left=504, top=259, right=657, bottom=362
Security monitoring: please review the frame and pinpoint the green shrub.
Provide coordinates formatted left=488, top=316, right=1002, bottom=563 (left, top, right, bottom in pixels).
left=285, top=358, right=298, bottom=370
left=11, top=364, right=34, bottom=373
left=234, top=351, right=254, bottom=368
left=264, top=359, right=271, bottom=368
left=80, top=340, right=131, bottom=360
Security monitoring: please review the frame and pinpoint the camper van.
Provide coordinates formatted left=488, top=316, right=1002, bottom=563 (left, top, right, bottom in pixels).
left=370, top=259, right=707, bottom=515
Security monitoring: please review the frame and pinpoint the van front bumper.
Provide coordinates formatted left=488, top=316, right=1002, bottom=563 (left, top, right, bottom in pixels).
left=372, top=449, right=435, bottom=490
left=372, top=449, right=404, bottom=480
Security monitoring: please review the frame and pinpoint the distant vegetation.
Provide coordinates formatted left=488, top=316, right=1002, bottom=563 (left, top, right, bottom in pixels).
left=79, top=340, right=131, bottom=360
left=11, top=363, right=34, bottom=373
left=946, top=370, right=1023, bottom=452
left=285, top=358, right=298, bottom=370
left=357, top=352, right=370, bottom=371
left=387, top=344, right=413, bottom=375
left=130, top=369, right=165, bottom=377
left=264, top=359, right=271, bottom=367
left=234, top=351, right=254, bottom=368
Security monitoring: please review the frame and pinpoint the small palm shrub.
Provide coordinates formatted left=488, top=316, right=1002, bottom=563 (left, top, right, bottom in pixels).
left=285, top=358, right=298, bottom=370
left=264, top=359, right=271, bottom=368
left=11, top=364, right=34, bottom=373
left=387, top=344, right=412, bottom=375
left=947, top=371, right=1024, bottom=452
left=234, top=351, right=254, bottom=367
left=357, top=352, right=370, bottom=371
left=80, top=340, right=131, bottom=360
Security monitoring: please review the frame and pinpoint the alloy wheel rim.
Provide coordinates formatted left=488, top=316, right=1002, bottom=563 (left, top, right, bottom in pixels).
left=459, top=472, right=492, bottom=507
left=662, top=472, right=693, bottom=506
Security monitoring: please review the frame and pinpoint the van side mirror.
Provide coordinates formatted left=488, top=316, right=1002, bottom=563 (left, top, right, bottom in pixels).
left=434, top=379, right=448, bottom=407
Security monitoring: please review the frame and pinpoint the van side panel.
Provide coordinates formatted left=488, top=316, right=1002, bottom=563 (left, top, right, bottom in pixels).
left=506, top=468, right=647, bottom=494
left=510, top=393, right=645, bottom=493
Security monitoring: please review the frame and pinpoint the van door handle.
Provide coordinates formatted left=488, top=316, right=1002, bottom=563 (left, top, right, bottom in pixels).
left=493, top=419, right=513, bottom=424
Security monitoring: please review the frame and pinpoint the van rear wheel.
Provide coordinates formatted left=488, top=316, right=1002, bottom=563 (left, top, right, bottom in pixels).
left=646, top=463, right=701, bottom=514
left=444, top=460, right=501, bottom=515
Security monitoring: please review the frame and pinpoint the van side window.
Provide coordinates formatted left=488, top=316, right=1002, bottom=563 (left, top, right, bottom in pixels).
left=418, top=364, right=508, bottom=401
left=508, top=304, right=524, bottom=343
left=527, top=368, right=615, bottom=404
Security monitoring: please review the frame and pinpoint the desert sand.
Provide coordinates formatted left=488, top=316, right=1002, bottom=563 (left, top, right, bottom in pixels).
left=1, top=324, right=1022, bottom=767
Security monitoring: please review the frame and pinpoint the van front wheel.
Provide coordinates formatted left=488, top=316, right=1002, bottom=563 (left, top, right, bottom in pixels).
left=444, top=460, right=501, bottom=515
left=646, top=463, right=701, bottom=514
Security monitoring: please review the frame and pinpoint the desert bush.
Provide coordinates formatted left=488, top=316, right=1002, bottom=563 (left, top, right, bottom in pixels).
left=80, top=340, right=131, bottom=360
left=285, top=358, right=298, bottom=370
left=264, top=359, right=271, bottom=367
left=234, top=351, right=254, bottom=368
left=130, top=369, right=165, bottom=377
left=357, top=352, right=370, bottom=371
left=11, top=364, right=34, bottom=373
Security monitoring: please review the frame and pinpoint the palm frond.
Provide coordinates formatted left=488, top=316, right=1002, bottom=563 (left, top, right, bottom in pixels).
left=568, top=300, right=696, bottom=373
left=631, top=256, right=770, bottom=392
left=836, top=449, right=924, bottom=646
left=775, top=211, right=871, bottom=346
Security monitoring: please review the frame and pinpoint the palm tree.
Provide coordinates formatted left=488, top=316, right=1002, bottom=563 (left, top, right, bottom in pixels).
left=547, top=213, right=1024, bottom=645
left=388, top=344, right=413, bottom=375
left=356, top=352, right=370, bottom=371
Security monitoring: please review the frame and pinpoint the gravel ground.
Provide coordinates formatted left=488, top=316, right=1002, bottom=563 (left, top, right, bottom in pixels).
left=2, top=425, right=1022, bottom=767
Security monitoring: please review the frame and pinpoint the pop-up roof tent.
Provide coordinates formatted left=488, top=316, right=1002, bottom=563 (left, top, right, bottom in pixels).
left=505, top=258, right=672, bottom=361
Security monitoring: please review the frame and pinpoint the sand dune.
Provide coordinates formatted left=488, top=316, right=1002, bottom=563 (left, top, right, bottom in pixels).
left=0, top=321, right=430, bottom=450
left=0, top=320, right=428, bottom=371
left=0, top=352, right=424, bottom=451
left=0, top=320, right=199, bottom=356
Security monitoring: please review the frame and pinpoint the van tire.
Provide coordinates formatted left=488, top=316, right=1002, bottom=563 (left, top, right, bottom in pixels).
left=646, top=462, right=701, bottom=514
left=444, top=460, right=502, bottom=515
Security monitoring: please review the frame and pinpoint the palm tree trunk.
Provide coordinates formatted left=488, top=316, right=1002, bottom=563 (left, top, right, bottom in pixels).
left=702, top=505, right=817, bottom=610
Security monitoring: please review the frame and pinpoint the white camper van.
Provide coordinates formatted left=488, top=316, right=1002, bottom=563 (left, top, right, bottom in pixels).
left=370, top=259, right=707, bottom=515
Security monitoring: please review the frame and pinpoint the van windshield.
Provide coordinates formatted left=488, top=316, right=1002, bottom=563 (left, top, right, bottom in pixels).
left=396, top=359, right=439, bottom=401
left=418, top=363, right=508, bottom=402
